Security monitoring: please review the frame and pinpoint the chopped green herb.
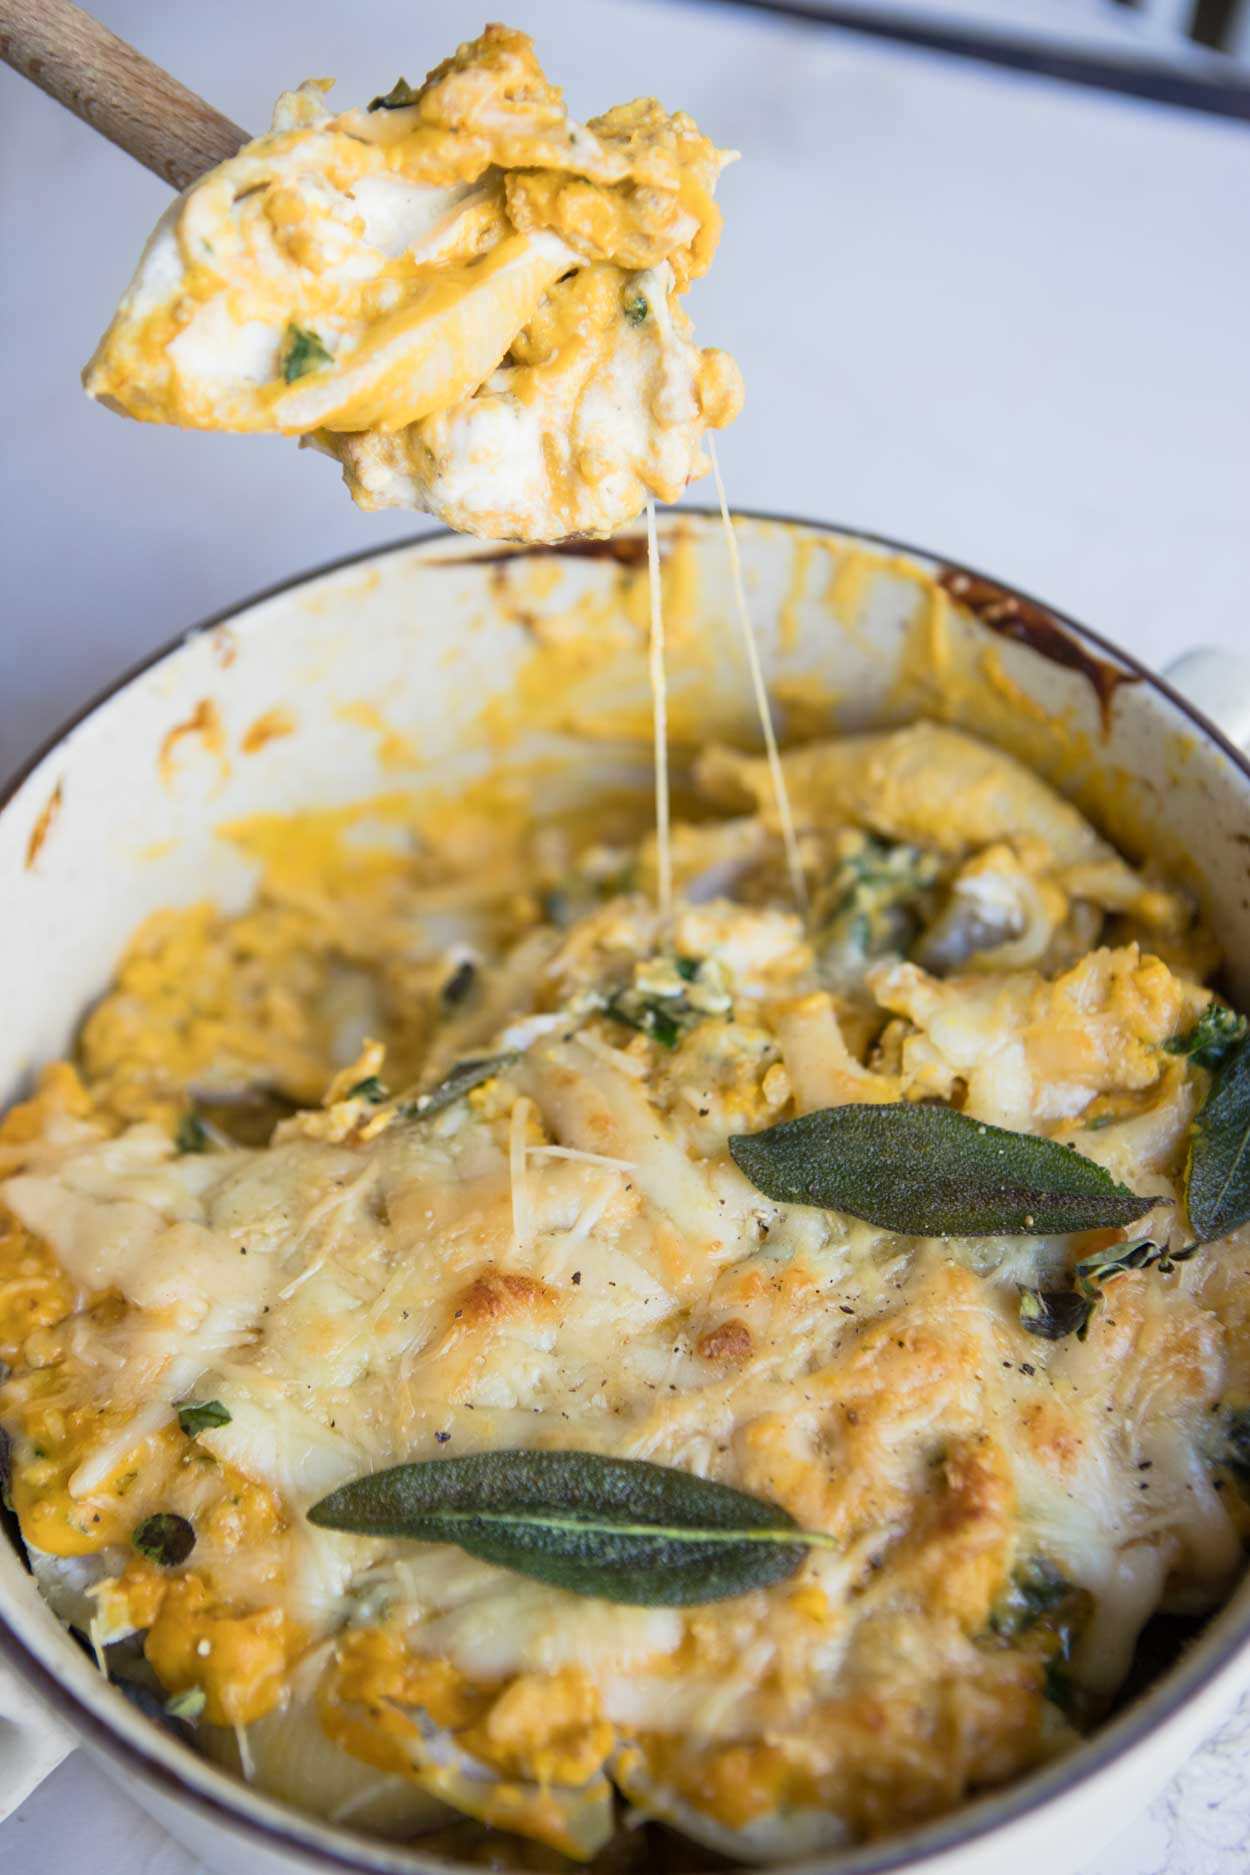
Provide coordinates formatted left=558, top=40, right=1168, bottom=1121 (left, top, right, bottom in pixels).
left=604, top=991, right=689, bottom=1050
left=400, top=1053, right=519, bottom=1122
left=281, top=323, right=332, bottom=383
left=1018, top=1287, right=1096, bottom=1343
left=990, top=1559, right=1074, bottom=1638
left=176, top=1111, right=209, bottom=1154
left=1166, top=1003, right=1247, bottom=1072
left=813, top=837, right=941, bottom=990
left=346, top=1076, right=388, bottom=1105
left=622, top=288, right=649, bottom=325
left=164, top=1685, right=206, bottom=1723
left=133, top=1512, right=196, bottom=1568
left=675, top=956, right=701, bottom=982
left=368, top=77, right=419, bottom=111
left=599, top=997, right=678, bottom=1057
left=177, top=1400, right=231, bottom=1437
left=988, top=1560, right=1094, bottom=1726
left=1043, top=1657, right=1092, bottom=1728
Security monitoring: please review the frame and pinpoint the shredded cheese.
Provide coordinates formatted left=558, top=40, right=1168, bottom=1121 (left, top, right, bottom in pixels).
left=528, top=1145, right=638, bottom=1173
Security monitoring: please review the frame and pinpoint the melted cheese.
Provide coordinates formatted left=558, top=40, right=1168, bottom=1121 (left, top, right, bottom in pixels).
left=83, top=26, right=743, bottom=542
left=1, top=724, right=1242, bottom=1863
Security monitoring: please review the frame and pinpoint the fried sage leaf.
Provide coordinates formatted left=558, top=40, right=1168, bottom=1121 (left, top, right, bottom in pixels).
left=1187, top=1036, right=1250, bottom=1243
left=368, top=76, right=419, bottom=111
left=1018, top=1288, right=1096, bottom=1342
left=308, top=1449, right=830, bottom=1606
left=400, top=1053, right=519, bottom=1123
left=1073, top=1235, right=1178, bottom=1296
left=729, top=1104, right=1152, bottom=1238
left=1019, top=1237, right=1173, bottom=1344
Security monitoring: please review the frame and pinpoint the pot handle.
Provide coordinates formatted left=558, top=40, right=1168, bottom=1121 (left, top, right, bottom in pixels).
left=0, top=1654, right=73, bottom=1818
left=1164, top=648, right=1250, bottom=754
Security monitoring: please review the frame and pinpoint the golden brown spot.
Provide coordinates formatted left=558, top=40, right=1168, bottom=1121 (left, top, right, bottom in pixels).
left=158, top=699, right=229, bottom=787
left=240, top=707, right=296, bottom=754
left=1020, top=1400, right=1086, bottom=1474
left=452, top=1266, right=557, bottom=1327
left=696, top=1318, right=752, bottom=1362
left=24, top=780, right=63, bottom=871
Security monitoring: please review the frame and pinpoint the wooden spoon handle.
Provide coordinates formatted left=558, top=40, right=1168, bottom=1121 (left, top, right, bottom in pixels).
left=0, top=0, right=247, bottom=189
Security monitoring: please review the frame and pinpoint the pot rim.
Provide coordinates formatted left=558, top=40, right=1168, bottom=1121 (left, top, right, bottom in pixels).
left=3, top=504, right=1250, bottom=1875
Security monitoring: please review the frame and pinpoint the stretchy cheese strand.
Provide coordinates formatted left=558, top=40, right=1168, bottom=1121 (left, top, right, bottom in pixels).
left=709, top=438, right=808, bottom=915
left=645, top=497, right=673, bottom=927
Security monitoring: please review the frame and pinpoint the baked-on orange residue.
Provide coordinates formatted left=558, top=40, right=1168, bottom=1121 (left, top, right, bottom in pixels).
left=241, top=706, right=297, bottom=754
left=24, top=779, right=63, bottom=871
left=158, top=699, right=229, bottom=787
left=336, top=699, right=421, bottom=771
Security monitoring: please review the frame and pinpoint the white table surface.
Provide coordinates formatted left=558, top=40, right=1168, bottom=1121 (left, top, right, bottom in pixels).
left=2, top=2, right=1250, bottom=1871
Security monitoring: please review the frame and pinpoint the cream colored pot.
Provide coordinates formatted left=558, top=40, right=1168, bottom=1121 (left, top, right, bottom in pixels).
left=3, top=511, right=1250, bottom=1875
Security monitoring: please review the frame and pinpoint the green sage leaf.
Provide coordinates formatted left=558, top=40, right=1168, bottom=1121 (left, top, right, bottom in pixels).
left=729, top=1104, right=1152, bottom=1238
left=346, top=1076, right=388, bottom=1105
left=133, top=1512, right=196, bottom=1567
left=1187, top=1035, right=1250, bottom=1243
left=282, top=323, right=332, bottom=383
left=400, top=1052, right=518, bottom=1122
left=177, top=1400, right=231, bottom=1437
left=308, top=1449, right=827, bottom=1606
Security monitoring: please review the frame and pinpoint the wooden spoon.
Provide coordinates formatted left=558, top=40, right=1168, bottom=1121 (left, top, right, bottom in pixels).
left=0, top=0, right=246, bottom=190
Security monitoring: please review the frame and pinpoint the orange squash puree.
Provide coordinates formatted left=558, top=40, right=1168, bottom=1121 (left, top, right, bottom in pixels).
left=0, top=1061, right=94, bottom=1151
left=320, top=1628, right=488, bottom=1776
left=321, top=1630, right=612, bottom=1790
left=461, top=1666, right=613, bottom=1787
left=0, top=1212, right=76, bottom=1365
left=145, top=1573, right=299, bottom=1726
left=6, top=1399, right=173, bottom=1557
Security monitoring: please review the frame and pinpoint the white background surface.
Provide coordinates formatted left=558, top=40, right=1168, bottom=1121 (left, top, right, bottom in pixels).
left=2, top=2, right=1250, bottom=1871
